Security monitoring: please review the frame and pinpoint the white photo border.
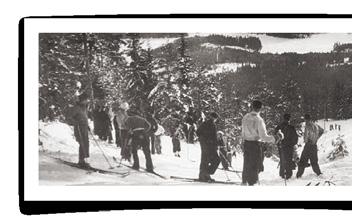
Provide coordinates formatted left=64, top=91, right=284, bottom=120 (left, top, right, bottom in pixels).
left=22, top=16, right=352, bottom=202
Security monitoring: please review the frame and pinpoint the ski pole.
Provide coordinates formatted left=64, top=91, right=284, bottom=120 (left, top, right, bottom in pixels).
left=217, top=149, right=231, bottom=182
left=219, top=149, right=242, bottom=181
left=222, top=163, right=231, bottom=182
left=88, top=129, right=114, bottom=169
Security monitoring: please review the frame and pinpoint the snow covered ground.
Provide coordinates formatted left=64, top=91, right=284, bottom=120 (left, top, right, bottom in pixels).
left=201, top=43, right=255, bottom=53
left=206, top=62, right=257, bottom=75
left=38, top=119, right=352, bottom=186
left=191, top=33, right=352, bottom=54
left=258, top=33, right=352, bottom=54
left=140, top=38, right=178, bottom=50
left=119, top=33, right=352, bottom=55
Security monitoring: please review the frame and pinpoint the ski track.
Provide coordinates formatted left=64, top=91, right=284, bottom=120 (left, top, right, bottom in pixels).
left=39, top=119, right=352, bottom=186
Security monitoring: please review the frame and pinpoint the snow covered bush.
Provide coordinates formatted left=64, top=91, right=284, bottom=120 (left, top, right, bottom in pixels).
left=327, top=135, right=349, bottom=161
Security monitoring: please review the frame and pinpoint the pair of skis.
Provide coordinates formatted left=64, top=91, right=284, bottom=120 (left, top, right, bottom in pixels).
left=170, top=176, right=241, bottom=185
left=50, top=156, right=130, bottom=176
left=112, top=156, right=168, bottom=179
left=112, top=156, right=241, bottom=184
left=218, top=167, right=242, bottom=173
left=50, top=155, right=241, bottom=184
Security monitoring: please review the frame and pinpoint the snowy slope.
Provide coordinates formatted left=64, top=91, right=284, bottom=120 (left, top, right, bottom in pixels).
left=266, top=119, right=352, bottom=186
left=39, top=119, right=351, bottom=186
left=190, top=33, right=352, bottom=54
left=39, top=121, right=241, bottom=186
left=140, top=38, right=178, bottom=50
left=201, top=42, right=255, bottom=53
left=206, top=62, right=257, bottom=75
left=315, top=119, right=352, bottom=164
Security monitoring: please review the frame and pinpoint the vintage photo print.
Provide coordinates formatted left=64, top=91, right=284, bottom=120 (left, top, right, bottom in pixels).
left=20, top=16, right=352, bottom=214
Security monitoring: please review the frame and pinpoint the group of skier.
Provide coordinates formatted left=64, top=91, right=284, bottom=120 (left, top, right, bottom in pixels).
left=66, top=92, right=325, bottom=185
left=239, top=100, right=324, bottom=185
left=194, top=99, right=324, bottom=184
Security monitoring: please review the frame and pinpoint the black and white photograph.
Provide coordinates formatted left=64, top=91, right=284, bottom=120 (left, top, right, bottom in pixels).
left=37, top=30, right=352, bottom=186
left=21, top=18, right=352, bottom=206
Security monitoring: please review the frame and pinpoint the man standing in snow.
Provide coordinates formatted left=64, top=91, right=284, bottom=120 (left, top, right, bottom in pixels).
left=296, top=114, right=323, bottom=178
left=196, top=112, right=221, bottom=182
left=217, top=131, right=231, bottom=170
left=172, top=123, right=185, bottom=157
left=145, top=111, right=158, bottom=154
left=275, top=113, right=298, bottom=179
left=115, top=103, right=132, bottom=161
left=241, top=100, right=276, bottom=186
left=66, top=93, right=91, bottom=168
left=154, top=124, right=165, bottom=154
left=112, top=115, right=120, bottom=147
left=185, top=107, right=197, bottom=143
left=124, top=112, right=154, bottom=172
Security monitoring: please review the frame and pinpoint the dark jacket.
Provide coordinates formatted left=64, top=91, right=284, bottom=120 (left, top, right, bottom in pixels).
left=101, top=110, right=112, bottom=130
left=66, top=103, right=89, bottom=149
left=196, top=119, right=217, bottom=146
left=146, top=114, right=158, bottom=134
left=275, top=121, right=298, bottom=148
left=66, top=103, right=89, bottom=126
left=125, top=115, right=151, bottom=133
left=113, top=115, right=119, bottom=131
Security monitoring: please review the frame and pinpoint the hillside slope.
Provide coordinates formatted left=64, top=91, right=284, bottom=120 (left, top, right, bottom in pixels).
left=39, top=119, right=351, bottom=186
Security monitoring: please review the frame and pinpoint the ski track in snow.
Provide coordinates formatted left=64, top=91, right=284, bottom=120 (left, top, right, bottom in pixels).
left=39, top=119, right=352, bottom=186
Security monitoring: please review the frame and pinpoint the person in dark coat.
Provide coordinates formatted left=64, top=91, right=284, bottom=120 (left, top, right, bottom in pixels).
left=113, top=115, right=120, bottom=147
left=185, top=107, right=197, bottom=143
left=330, top=124, right=333, bottom=131
left=172, top=124, right=185, bottom=157
left=93, top=105, right=104, bottom=139
left=66, top=93, right=91, bottom=167
left=296, top=114, right=323, bottom=178
left=146, top=112, right=158, bottom=154
left=100, top=106, right=113, bottom=143
left=196, top=112, right=221, bottom=182
left=275, top=113, right=298, bottom=179
left=124, top=114, right=154, bottom=172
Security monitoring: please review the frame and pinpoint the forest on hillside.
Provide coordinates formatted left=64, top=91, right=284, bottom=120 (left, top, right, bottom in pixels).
left=39, top=33, right=352, bottom=145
